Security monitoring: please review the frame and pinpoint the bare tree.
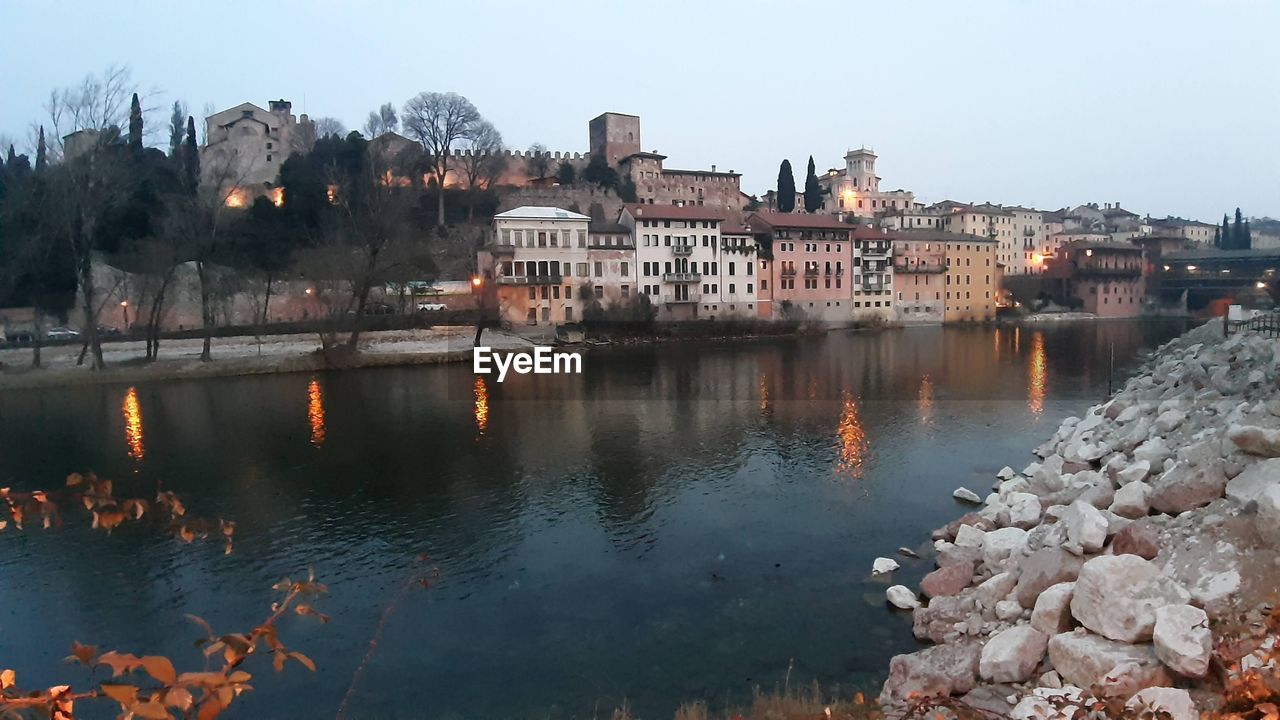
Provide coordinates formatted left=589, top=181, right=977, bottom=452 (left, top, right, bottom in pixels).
left=39, top=65, right=161, bottom=159
left=363, top=103, right=398, bottom=138
left=313, top=116, right=347, bottom=139
left=459, top=120, right=505, bottom=222
left=526, top=142, right=551, bottom=180
left=401, top=92, right=481, bottom=226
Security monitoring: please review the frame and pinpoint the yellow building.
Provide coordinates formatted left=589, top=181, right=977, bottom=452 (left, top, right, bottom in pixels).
left=942, top=233, right=999, bottom=322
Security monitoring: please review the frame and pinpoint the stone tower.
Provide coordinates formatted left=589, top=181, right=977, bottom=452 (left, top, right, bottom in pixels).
left=589, top=112, right=641, bottom=167
left=845, top=148, right=880, bottom=193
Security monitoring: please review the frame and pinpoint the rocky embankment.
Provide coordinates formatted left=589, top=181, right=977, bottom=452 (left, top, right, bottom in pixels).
left=879, top=319, right=1280, bottom=718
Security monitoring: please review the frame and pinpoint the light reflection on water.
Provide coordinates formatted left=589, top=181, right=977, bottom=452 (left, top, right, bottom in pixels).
left=0, top=320, right=1188, bottom=719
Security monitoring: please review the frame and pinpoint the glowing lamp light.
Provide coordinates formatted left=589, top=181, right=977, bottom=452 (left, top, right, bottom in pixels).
left=1187, top=265, right=1198, bottom=272
left=1257, top=282, right=1268, bottom=289
left=120, top=300, right=128, bottom=307
left=305, top=287, right=314, bottom=295
left=471, top=276, right=483, bottom=288
left=1163, top=265, right=1171, bottom=271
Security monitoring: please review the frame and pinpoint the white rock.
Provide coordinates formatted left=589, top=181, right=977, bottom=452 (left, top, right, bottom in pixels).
left=997, top=465, right=1016, bottom=480
left=1048, top=631, right=1170, bottom=694
left=953, top=486, right=982, bottom=503
left=1258, top=484, right=1280, bottom=546
left=1116, top=460, right=1152, bottom=486
left=1109, top=481, right=1151, bottom=520
left=1071, top=555, right=1192, bottom=642
left=1152, top=604, right=1211, bottom=678
left=872, top=557, right=900, bottom=575
left=982, top=527, right=1029, bottom=567
left=980, top=625, right=1049, bottom=682
left=955, top=524, right=986, bottom=548
left=995, top=599, right=1023, bottom=621
left=1006, top=492, right=1043, bottom=529
left=1226, top=457, right=1280, bottom=504
left=1153, top=409, right=1187, bottom=434
left=1061, top=500, right=1108, bottom=554
left=1031, top=581, right=1075, bottom=635
left=974, top=572, right=1018, bottom=608
left=1011, top=686, right=1085, bottom=720
left=1133, top=437, right=1171, bottom=467
left=886, top=585, right=921, bottom=610
left=1126, top=687, right=1197, bottom=720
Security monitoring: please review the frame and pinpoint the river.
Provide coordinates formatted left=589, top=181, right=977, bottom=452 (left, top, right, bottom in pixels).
left=0, top=320, right=1188, bottom=719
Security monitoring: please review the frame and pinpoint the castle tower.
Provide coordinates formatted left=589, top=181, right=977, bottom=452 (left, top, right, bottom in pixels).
left=589, top=112, right=641, bottom=167
left=845, top=148, right=880, bottom=193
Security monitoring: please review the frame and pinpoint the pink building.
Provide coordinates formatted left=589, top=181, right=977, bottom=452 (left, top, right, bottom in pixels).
left=1045, top=240, right=1146, bottom=318
left=745, top=212, right=864, bottom=323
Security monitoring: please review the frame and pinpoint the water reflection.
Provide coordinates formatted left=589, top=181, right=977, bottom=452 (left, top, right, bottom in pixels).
left=307, top=378, right=326, bottom=447
left=758, top=374, right=772, bottom=417
left=918, top=375, right=935, bottom=423
left=473, top=376, right=489, bottom=435
left=1028, top=331, right=1047, bottom=415
left=835, top=390, right=869, bottom=478
left=122, top=386, right=144, bottom=460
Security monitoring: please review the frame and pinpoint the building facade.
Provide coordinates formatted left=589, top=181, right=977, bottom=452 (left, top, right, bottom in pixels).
left=202, top=100, right=315, bottom=201
left=622, top=204, right=725, bottom=321
left=1045, top=240, right=1146, bottom=318
left=891, top=230, right=949, bottom=324
left=481, top=206, right=592, bottom=327
left=715, top=223, right=760, bottom=318
left=819, top=149, right=915, bottom=217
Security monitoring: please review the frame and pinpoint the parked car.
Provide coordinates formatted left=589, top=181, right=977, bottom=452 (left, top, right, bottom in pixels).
left=98, top=325, right=123, bottom=337
left=363, top=302, right=396, bottom=316
left=417, top=302, right=448, bottom=312
left=46, top=326, right=80, bottom=340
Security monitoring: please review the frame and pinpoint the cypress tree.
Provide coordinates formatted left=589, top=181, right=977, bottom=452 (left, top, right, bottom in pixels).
left=168, top=101, right=185, bottom=157
left=1213, top=226, right=1221, bottom=248
left=183, top=116, right=199, bottom=192
left=803, top=155, right=823, bottom=213
left=128, top=93, right=144, bottom=154
left=6, top=145, right=15, bottom=166
left=777, top=159, right=796, bottom=213
left=1242, top=219, right=1252, bottom=250
left=35, top=126, right=46, bottom=172
left=1222, top=214, right=1232, bottom=250
left=1233, top=208, right=1245, bottom=250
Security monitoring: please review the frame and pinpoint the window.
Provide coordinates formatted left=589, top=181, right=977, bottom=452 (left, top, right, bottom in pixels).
left=577, top=262, right=588, bottom=277
left=621, top=262, right=629, bottom=276
left=565, top=307, right=573, bottom=321
left=528, top=287, right=536, bottom=300
left=553, top=286, right=560, bottom=300
left=621, top=285, right=630, bottom=298
left=595, top=285, right=604, bottom=299
left=594, top=261, right=603, bottom=277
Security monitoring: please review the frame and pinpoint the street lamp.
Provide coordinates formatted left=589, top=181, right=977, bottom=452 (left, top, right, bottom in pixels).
left=120, top=300, right=129, bottom=329
left=472, top=275, right=485, bottom=346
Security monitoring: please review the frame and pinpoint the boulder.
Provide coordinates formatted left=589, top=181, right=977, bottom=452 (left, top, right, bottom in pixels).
left=1116, top=460, right=1152, bottom=486
left=997, top=466, right=1016, bottom=480
left=886, top=585, right=921, bottom=610
left=1153, top=409, right=1187, bottom=434
left=974, top=571, right=1018, bottom=609
left=1148, top=460, right=1228, bottom=514
left=1006, top=492, right=1043, bottom=529
left=921, top=561, right=975, bottom=598
left=1061, top=500, right=1108, bottom=554
left=953, top=486, right=983, bottom=503
left=1225, top=457, right=1280, bottom=504
left=1126, top=687, right=1197, bottom=720
left=982, top=527, right=1028, bottom=568
left=1012, top=686, right=1086, bottom=720
left=1071, top=555, right=1191, bottom=642
left=1133, top=437, right=1171, bottom=468
left=872, top=557, right=899, bottom=575
left=954, top=523, right=986, bottom=548
left=1152, top=604, right=1211, bottom=678
left=979, top=625, right=1049, bottom=683
left=1016, top=547, right=1084, bottom=608
left=1109, top=481, right=1151, bottom=519
left=1047, top=631, right=1170, bottom=696
left=1031, top=581, right=1075, bottom=635
left=913, top=596, right=972, bottom=643
left=937, top=543, right=983, bottom=569
left=996, top=599, right=1023, bottom=621
left=880, top=641, right=983, bottom=704
left=1258, top=483, right=1280, bottom=546
left=1110, top=522, right=1160, bottom=560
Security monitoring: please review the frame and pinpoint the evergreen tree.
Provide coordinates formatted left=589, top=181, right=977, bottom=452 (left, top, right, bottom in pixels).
left=1242, top=219, right=1252, bottom=250
left=1232, top=207, right=1245, bottom=250
left=1213, top=226, right=1221, bottom=248
left=183, top=116, right=199, bottom=192
left=777, top=159, right=796, bottom=213
left=168, top=101, right=186, bottom=157
left=6, top=145, right=15, bottom=166
left=128, top=93, right=143, bottom=154
left=555, top=161, right=577, bottom=186
left=35, top=127, right=46, bottom=172
left=803, top=155, right=823, bottom=213
left=1222, top=214, right=1231, bottom=250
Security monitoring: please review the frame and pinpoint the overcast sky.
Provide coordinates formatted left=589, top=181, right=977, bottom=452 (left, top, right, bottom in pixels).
left=1, top=0, right=1276, bottom=221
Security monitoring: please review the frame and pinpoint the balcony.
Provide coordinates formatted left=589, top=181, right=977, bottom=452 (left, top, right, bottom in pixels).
left=826, top=268, right=845, bottom=276
left=672, top=244, right=694, bottom=256
left=663, top=293, right=701, bottom=304
left=780, top=266, right=797, bottom=276
left=862, top=243, right=892, bottom=256
left=662, top=272, right=701, bottom=283
left=893, top=261, right=947, bottom=274
left=861, top=283, right=886, bottom=293
left=1077, top=265, right=1142, bottom=278
left=488, top=244, right=516, bottom=255
left=497, top=274, right=563, bottom=285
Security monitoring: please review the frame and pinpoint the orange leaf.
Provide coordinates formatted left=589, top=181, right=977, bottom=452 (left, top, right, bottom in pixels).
left=97, top=651, right=142, bottom=678
left=1, top=668, right=15, bottom=690
left=100, top=683, right=138, bottom=707
left=197, top=695, right=225, bottom=720
left=140, top=655, right=176, bottom=685
left=66, top=473, right=83, bottom=487
left=289, top=652, right=316, bottom=672
left=69, top=640, right=97, bottom=666
left=131, top=700, right=172, bottom=719
left=226, top=671, right=251, bottom=685
left=163, top=686, right=193, bottom=711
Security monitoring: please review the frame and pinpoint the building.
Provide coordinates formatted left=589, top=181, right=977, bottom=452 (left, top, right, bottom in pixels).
left=941, top=233, right=1000, bottom=322
left=879, top=205, right=944, bottom=231
left=586, top=220, right=639, bottom=309
left=1005, top=207, right=1045, bottom=276
left=1149, top=216, right=1218, bottom=246
left=591, top=112, right=744, bottom=211
left=891, top=230, right=948, bottom=324
left=715, top=222, right=760, bottom=318
left=481, top=206, right=592, bottom=327
left=1045, top=240, right=1146, bottom=318
left=621, top=203, right=725, bottom=321
left=747, top=212, right=888, bottom=324
left=202, top=100, right=315, bottom=203
left=819, top=148, right=915, bottom=217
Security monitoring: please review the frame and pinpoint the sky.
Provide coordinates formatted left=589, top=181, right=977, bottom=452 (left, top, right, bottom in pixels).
left=1, top=0, right=1276, bottom=221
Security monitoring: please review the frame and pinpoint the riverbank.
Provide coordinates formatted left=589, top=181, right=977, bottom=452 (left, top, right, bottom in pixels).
left=877, top=317, right=1280, bottom=718
left=0, top=327, right=534, bottom=389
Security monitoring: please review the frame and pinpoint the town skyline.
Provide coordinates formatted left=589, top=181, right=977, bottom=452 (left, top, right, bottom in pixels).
left=2, top=0, right=1277, bottom=222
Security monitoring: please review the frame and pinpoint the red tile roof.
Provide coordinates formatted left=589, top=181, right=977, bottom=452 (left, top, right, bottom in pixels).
left=747, top=211, right=854, bottom=232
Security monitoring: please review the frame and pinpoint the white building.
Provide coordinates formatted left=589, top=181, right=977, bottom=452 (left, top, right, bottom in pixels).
left=622, top=204, right=725, bottom=321
left=202, top=99, right=315, bottom=204
left=482, top=206, right=592, bottom=327
left=714, top=222, right=759, bottom=318
left=820, top=148, right=915, bottom=217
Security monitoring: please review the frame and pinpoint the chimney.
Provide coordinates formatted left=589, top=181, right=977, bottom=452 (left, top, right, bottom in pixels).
left=711, top=164, right=716, bottom=173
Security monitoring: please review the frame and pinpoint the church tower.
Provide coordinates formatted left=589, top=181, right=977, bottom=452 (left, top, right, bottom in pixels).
left=844, top=148, right=880, bottom=193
